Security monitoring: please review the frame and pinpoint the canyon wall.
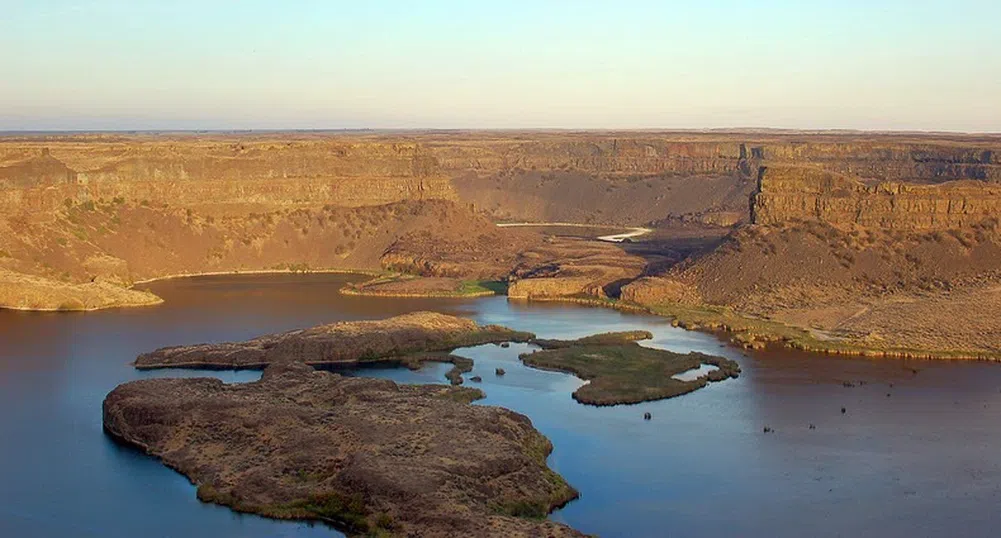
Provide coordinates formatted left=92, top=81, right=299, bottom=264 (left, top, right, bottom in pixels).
left=430, top=133, right=1001, bottom=226
left=425, top=135, right=1001, bottom=183
left=0, top=138, right=456, bottom=215
left=3, top=132, right=999, bottom=227
left=752, top=166, right=1001, bottom=229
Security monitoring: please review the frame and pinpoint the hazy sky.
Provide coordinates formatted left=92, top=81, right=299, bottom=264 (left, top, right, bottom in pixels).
left=3, top=0, right=1000, bottom=131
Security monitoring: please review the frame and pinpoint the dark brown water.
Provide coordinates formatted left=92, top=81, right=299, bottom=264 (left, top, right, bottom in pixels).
left=2, top=274, right=1001, bottom=537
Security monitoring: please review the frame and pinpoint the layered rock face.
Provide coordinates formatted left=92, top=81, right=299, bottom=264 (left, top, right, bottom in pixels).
left=752, top=141, right=1000, bottom=183
left=752, top=166, right=1001, bottom=229
left=437, top=133, right=1001, bottom=225
left=4, top=132, right=998, bottom=226
left=3, top=131, right=1001, bottom=316
left=0, top=137, right=455, bottom=215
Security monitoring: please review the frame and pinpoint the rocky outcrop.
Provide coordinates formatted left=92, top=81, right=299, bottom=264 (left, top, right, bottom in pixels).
left=0, top=268, right=162, bottom=311
left=752, top=166, right=1001, bottom=229
left=103, top=362, right=584, bottom=537
left=619, top=276, right=700, bottom=305
left=506, top=238, right=646, bottom=300
left=135, top=312, right=533, bottom=370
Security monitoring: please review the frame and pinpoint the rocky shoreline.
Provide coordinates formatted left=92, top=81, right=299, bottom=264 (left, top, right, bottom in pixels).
left=0, top=268, right=162, bottom=312
left=514, top=293, right=1001, bottom=362
left=135, top=312, right=534, bottom=370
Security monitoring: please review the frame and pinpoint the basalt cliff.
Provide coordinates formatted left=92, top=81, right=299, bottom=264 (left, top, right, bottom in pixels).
left=622, top=140, right=1001, bottom=358
left=4, top=131, right=1001, bottom=358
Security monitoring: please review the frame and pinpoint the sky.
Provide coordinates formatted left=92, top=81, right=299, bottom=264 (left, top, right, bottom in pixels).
left=2, top=0, right=1000, bottom=132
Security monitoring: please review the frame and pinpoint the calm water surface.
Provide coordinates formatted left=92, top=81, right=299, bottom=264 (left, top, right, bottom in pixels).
left=2, top=274, right=1001, bottom=537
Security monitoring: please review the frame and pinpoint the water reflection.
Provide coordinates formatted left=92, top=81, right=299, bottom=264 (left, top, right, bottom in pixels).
left=1, top=274, right=1000, bottom=537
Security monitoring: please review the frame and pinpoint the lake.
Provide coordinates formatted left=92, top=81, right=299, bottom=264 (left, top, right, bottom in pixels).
left=2, top=273, right=1000, bottom=537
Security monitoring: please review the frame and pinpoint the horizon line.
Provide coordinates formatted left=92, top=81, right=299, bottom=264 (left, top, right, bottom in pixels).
left=2, top=126, right=1000, bottom=137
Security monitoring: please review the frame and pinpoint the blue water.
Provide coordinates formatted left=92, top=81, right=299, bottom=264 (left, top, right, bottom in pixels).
left=3, top=273, right=1001, bottom=537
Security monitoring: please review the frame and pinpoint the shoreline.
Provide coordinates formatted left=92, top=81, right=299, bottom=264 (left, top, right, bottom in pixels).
left=0, top=296, right=164, bottom=313
left=1, top=266, right=376, bottom=312
left=512, top=294, right=1001, bottom=362
left=339, top=274, right=505, bottom=299
left=340, top=288, right=496, bottom=299
left=9, top=268, right=1000, bottom=362
left=131, top=267, right=381, bottom=286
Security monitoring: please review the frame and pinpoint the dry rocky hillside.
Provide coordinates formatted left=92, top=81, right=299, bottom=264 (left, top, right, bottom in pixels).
left=624, top=159, right=1001, bottom=358
left=4, top=131, right=1001, bottom=358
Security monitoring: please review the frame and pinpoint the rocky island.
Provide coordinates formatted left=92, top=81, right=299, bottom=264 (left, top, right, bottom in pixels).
left=522, top=332, right=741, bottom=406
left=104, top=361, right=584, bottom=537
left=134, top=311, right=533, bottom=370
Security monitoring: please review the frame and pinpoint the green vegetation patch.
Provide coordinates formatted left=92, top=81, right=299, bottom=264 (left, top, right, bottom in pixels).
left=532, top=330, right=653, bottom=350
left=458, top=279, right=509, bottom=296
left=263, top=490, right=393, bottom=536
left=520, top=340, right=740, bottom=406
left=343, top=275, right=508, bottom=298
left=432, top=386, right=485, bottom=404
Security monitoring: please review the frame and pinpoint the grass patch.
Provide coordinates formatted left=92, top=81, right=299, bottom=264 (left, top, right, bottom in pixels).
left=460, top=279, right=508, bottom=295
left=496, top=499, right=549, bottom=519
left=532, top=330, right=653, bottom=349
left=432, top=386, right=485, bottom=404
left=343, top=275, right=508, bottom=298
left=520, top=339, right=740, bottom=406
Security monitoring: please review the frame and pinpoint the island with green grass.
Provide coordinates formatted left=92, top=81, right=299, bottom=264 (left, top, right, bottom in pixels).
left=521, top=331, right=741, bottom=406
